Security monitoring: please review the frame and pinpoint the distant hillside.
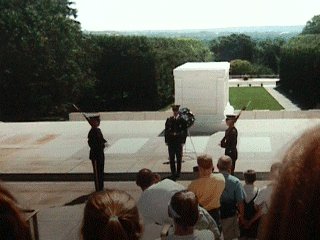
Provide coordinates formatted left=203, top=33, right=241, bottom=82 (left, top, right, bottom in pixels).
left=85, top=25, right=304, bottom=41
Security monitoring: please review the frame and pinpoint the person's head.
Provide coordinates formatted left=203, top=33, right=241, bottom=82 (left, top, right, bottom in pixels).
left=0, top=185, right=31, bottom=240
left=244, top=170, right=257, bottom=184
left=269, top=162, right=282, bottom=182
left=135, top=168, right=160, bottom=191
left=89, top=115, right=101, bottom=128
left=261, top=126, right=320, bottom=240
left=197, top=154, right=213, bottom=177
left=171, top=105, right=180, bottom=117
left=217, top=155, right=233, bottom=173
left=81, top=189, right=143, bottom=240
left=225, top=114, right=236, bottom=127
left=168, top=190, right=199, bottom=230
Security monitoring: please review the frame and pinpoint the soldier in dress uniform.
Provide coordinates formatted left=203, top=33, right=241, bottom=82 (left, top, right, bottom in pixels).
left=87, top=114, right=107, bottom=191
left=220, top=114, right=238, bottom=175
left=165, top=105, right=187, bottom=179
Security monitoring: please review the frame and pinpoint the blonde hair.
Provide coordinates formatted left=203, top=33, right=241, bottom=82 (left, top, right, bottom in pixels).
left=197, top=154, right=213, bottom=169
left=81, top=189, right=143, bottom=240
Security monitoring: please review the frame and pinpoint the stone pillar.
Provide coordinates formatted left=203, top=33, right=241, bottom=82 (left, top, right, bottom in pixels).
left=173, top=62, right=230, bottom=134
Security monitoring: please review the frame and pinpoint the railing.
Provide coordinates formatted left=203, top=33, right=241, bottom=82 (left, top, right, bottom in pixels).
left=230, top=74, right=279, bottom=79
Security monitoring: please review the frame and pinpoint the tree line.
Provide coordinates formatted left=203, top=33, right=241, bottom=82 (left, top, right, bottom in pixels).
left=0, top=0, right=319, bottom=121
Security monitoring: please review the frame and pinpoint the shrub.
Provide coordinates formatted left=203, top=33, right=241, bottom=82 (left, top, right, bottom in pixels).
left=280, top=34, right=320, bottom=108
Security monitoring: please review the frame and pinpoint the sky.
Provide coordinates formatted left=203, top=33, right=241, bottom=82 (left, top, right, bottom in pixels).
left=73, top=0, right=320, bottom=31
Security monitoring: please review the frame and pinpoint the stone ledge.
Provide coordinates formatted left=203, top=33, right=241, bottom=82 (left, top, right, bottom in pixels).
left=69, top=110, right=320, bottom=121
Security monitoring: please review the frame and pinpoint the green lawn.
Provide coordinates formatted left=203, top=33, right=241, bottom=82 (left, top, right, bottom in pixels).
left=229, top=87, right=284, bottom=110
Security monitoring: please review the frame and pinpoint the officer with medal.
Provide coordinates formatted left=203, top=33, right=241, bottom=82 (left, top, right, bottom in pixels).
left=87, top=114, right=107, bottom=191
left=165, top=105, right=188, bottom=179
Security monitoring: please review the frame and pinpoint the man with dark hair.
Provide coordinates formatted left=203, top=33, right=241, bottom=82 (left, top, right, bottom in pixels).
left=136, top=168, right=221, bottom=238
left=241, top=170, right=261, bottom=239
left=168, top=190, right=214, bottom=239
left=165, top=104, right=187, bottom=179
left=87, top=114, right=107, bottom=192
left=218, top=155, right=245, bottom=240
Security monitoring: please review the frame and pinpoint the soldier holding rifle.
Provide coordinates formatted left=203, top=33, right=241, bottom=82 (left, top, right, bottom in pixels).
left=87, top=114, right=107, bottom=191
left=73, top=105, right=107, bottom=192
left=220, top=104, right=247, bottom=175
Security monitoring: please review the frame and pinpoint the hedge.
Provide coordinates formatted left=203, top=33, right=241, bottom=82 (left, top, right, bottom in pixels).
left=280, top=35, right=320, bottom=108
left=79, top=35, right=212, bottom=111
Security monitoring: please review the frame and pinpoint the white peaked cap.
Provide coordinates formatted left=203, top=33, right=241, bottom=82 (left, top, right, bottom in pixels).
left=224, top=102, right=235, bottom=117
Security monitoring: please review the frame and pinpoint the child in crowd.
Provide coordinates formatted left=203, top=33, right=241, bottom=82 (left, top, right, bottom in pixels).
left=240, top=170, right=261, bottom=240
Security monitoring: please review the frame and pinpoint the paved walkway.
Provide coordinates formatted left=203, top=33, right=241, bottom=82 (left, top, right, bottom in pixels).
left=1, top=117, right=320, bottom=239
left=1, top=118, right=319, bottom=180
left=265, top=87, right=300, bottom=110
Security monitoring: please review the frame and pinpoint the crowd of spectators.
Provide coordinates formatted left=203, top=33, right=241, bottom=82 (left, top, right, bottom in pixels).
left=1, top=125, right=320, bottom=239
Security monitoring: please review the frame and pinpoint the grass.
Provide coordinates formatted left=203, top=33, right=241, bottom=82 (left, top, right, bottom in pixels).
left=229, top=87, right=284, bottom=110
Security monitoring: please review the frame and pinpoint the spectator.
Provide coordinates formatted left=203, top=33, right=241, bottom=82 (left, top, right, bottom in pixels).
left=136, top=168, right=184, bottom=225
left=240, top=170, right=261, bottom=239
left=81, top=189, right=143, bottom=240
left=188, top=155, right=225, bottom=230
left=136, top=168, right=221, bottom=239
left=0, top=184, right=32, bottom=240
left=167, top=190, right=214, bottom=240
left=261, top=126, right=320, bottom=240
left=217, top=155, right=245, bottom=240
left=254, top=161, right=282, bottom=237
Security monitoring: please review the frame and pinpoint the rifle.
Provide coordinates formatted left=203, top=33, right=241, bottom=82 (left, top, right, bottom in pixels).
left=221, top=101, right=251, bottom=147
left=72, top=104, right=92, bottom=126
left=234, top=101, right=251, bottom=123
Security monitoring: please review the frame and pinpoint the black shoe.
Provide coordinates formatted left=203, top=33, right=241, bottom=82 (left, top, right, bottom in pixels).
left=168, top=174, right=177, bottom=181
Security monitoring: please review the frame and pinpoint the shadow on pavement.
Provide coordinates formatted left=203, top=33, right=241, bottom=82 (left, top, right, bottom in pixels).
left=64, top=193, right=92, bottom=206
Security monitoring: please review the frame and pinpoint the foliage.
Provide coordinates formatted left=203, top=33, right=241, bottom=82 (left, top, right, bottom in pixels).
left=302, top=15, right=320, bottom=34
left=280, top=34, right=320, bottom=108
left=82, top=36, right=212, bottom=111
left=230, top=59, right=273, bottom=75
left=230, top=60, right=252, bottom=75
left=0, top=0, right=94, bottom=121
left=229, top=87, right=284, bottom=110
left=209, top=34, right=256, bottom=62
left=255, top=38, right=285, bottom=73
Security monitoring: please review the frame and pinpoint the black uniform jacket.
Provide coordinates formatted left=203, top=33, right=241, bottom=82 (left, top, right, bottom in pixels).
left=220, top=126, right=238, bottom=160
left=165, top=116, right=187, bottom=145
left=88, top=127, right=107, bottom=161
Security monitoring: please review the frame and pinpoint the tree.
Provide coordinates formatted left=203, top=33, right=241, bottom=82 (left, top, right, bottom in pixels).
left=255, top=38, right=285, bottom=74
left=0, top=0, right=93, bottom=120
left=209, top=34, right=256, bottom=62
left=302, top=15, right=320, bottom=34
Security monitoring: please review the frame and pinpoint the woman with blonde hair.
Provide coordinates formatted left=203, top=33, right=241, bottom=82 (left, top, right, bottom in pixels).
left=261, top=125, right=320, bottom=239
left=81, top=189, right=143, bottom=240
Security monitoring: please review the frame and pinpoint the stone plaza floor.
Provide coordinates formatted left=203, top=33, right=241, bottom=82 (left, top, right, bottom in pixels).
left=1, top=117, right=320, bottom=239
left=1, top=118, right=319, bottom=177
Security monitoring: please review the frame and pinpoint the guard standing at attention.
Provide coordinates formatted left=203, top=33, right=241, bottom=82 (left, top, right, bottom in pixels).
left=220, top=114, right=238, bottom=175
left=88, top=114, right=107, bottom=191
left=165, top=105, right=187, bottom=179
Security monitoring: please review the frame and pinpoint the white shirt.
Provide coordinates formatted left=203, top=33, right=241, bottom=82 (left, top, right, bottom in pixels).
left=243, top=184, right=259, bottom=203
left=137, top=179, right=185, bottom=225
left=167, top=230, right=214, bottom=240
left=254, top=183, right=274, bottom=214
